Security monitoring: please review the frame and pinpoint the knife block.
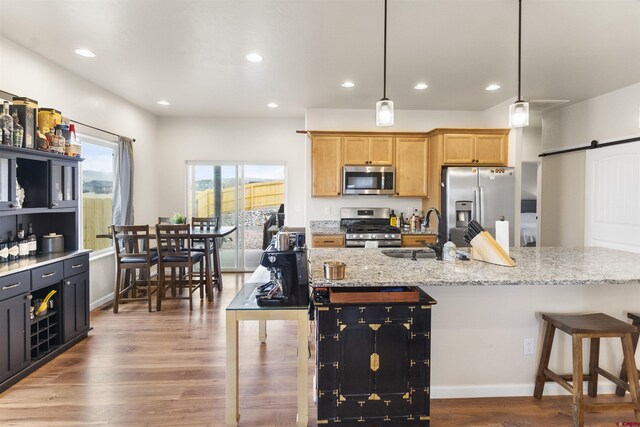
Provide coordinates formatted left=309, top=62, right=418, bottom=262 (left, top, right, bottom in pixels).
left=470, top=231, right=516, bottom=267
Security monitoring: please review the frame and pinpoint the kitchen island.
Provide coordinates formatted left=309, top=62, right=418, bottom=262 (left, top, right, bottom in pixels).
left=310, top=247, right=640, bottom=398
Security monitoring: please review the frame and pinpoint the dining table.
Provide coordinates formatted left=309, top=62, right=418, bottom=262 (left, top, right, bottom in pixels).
left=97, top=224, right=237, bottom=302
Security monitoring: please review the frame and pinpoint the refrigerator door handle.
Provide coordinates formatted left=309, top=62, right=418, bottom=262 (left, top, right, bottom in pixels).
left=473, top=186, right=480, bottom=222
left=479, top=186, right=485, bottom=227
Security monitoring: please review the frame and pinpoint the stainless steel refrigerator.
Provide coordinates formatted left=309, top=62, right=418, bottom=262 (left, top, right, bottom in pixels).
left=441, top=167, right=515, bottom=247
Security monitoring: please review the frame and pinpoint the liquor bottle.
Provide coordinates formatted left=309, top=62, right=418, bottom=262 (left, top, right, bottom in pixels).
left=399, top=212, right=405, bottom=228
left=27, top=223, right=37, bottom=257
left=12, top=112, right=23, bottom=147
left=7, top=232, right=19, bottom=261
left=17, top=224, right=29, bottom=259
left=389, top=210, right=397, bottom=227
left=0, top=240, right=8, bottom=263
left=0, top=101, right=13, bottom=145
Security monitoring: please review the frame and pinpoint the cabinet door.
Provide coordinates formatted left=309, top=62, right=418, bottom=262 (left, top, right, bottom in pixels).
left=368, top=137, right=394, bottom=165
left=442, top=134, right=475, bottom=164
left=395, top=138, right=428, bottom=197
left=343, top=137, right=368, bottom=165
left=0, top=293, right=30, bottom=383
left=312, top=137, right=343, bottom=197
left=475, top=134, right=508, bottom=165
left=50, top=160, right=78, bottom=208
left=0, top=154, right=17, bottom=210
left=61, top=271, right=89, bottom=343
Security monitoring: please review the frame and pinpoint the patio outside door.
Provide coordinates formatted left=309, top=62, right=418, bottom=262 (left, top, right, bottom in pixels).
left=187, top=162, right=285, bottom=271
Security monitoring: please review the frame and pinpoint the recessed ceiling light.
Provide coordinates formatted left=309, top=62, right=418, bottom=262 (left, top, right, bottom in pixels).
left=485, top=84, right=501, bottom=91
left=245, top=53, right=264, bottom=63
left=157, top=100, right=170, bottom=106
left=341, top=81, right=355, bottom=88
left=267, top=102, right=279, bottom=108
left=74, top=48, right=96, bottom=58
left=414, top=83, right=428, bottom=90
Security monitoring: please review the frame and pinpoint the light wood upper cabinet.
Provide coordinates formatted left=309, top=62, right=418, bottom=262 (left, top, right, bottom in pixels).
left=442, top=132, right=508, bottom=166
left=312, top=136, right=342, bottom=197
left=343, top=136, right=394, bottom=165
left=475, top=134, right=508, bottom=165
left=395, top=137, right=428, bottom=197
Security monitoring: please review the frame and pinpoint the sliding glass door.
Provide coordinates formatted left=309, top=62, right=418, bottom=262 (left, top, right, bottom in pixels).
left=187, top=162, right=285, bottom=272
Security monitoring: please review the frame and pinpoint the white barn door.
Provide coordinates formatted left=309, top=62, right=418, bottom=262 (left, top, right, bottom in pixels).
left=585, top=141, right=640, bottom=252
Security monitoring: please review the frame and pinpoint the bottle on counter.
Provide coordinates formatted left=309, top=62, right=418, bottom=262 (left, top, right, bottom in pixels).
left=389, top=210, right=397, bottom=227
left=17, top=224, right=29, bottom=259
left=36, top=127, right=49, bottom=151
left=65, top=123, right=81, bottom=157
left=0, top=240, right=8, bottom=263
left=27, top=223, right=37, bottom=257
left=7, top=232, right=19, bottom=261
left=12, top=112, right=23, bottom=147
left=399, top=212, right=405, bottom=228
left=443, top=233, right=457, bottom=261
left=1, top=101, right=13, bottom=145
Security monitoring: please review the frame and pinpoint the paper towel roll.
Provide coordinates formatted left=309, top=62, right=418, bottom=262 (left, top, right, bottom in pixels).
left=495, top=220, right=510, bottom=255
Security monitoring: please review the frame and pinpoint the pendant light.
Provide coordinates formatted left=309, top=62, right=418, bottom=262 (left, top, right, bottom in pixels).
left=509, top=0, right=529, bottom=128
left=376, top=0, right=394, bottom=126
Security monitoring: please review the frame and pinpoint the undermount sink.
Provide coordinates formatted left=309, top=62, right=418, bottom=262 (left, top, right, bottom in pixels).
left=382, top=249, right=436, bottom=260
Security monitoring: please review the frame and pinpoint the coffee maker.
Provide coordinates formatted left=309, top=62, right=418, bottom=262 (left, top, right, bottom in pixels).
left=256, top=232, right=309, bottom=307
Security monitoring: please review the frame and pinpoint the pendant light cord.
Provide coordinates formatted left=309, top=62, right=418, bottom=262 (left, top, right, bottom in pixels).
left=383, top=0, right=388, bottom=99
left=517, top=0, right=522, bottom=102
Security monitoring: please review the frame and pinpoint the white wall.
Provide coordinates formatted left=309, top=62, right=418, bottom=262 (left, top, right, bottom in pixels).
left=541, top=82, right=640, bottom=247
left=304, top=108, right=489, bottom=222
left=0, top=35, right=159, bottom=307
left=154, top=117, right=306, bottom=226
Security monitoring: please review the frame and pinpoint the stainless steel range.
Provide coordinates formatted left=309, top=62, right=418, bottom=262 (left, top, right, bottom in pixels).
left=340, top=207, right=401, bottom=248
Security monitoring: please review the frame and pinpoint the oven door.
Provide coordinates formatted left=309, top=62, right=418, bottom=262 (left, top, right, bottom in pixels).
left=343, top=166, right=395, bottom=195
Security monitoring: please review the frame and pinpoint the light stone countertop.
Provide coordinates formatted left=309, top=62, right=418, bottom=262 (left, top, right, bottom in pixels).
left=309, top=220, right=344, bottom=235
left=309, top=247, right=640, bottom=288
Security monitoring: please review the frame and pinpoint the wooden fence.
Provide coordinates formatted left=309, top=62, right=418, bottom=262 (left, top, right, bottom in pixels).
left=83, top=195, right=112, bottom=251
left=195, top=180, right=284, bottom=217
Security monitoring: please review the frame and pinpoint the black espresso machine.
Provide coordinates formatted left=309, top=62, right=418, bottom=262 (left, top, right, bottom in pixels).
left=256, top=231, right=310, bottom=307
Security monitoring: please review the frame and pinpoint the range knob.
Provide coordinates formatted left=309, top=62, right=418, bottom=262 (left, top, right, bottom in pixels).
left=359, top=234, right=364, bottom=239
left=384, top=234, right=389, bottom=239
left=390, top=234, right=397, bottom=239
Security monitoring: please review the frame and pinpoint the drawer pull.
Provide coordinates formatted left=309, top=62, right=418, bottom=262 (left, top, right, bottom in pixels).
left=1, top=282, right=21, bottom=290
left=71, top=263, right=84, bottom=269
left=41, top=271, right=57, bottom=278
left=323, top=240, right=334, bottom=243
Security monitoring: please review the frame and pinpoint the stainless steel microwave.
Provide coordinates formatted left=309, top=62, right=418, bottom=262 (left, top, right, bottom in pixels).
left=343, top=166, right=395, bottom=195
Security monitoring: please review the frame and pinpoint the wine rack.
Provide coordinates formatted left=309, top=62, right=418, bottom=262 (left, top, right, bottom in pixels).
left=30, top=286, right=61, bottom=360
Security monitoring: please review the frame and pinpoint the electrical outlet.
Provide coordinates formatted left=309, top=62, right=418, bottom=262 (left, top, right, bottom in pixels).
left=523, top=337, right=535, bottom=355
left=324, top=206, right=331, bottom=215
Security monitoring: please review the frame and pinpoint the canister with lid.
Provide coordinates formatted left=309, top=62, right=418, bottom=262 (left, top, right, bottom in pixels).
left=42, top=233, right=64, bottom=253
left=37, top=108, right=62, bottom=133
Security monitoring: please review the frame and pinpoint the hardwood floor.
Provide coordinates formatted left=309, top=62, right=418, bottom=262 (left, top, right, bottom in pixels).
left=0, top=272, right=637, bottom=426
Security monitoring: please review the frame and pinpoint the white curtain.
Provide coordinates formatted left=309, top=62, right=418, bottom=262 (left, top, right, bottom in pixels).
left=112, top=136, right=134, bottom=225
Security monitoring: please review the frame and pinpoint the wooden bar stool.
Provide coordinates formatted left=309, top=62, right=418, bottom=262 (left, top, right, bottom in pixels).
left=534, top=313, right=640, bottom=427
left=616, top=313, right=640, bottom=396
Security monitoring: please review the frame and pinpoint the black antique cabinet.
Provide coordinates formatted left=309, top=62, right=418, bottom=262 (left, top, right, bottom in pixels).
left=315, top=288, right=436, bottom=426
left=0, top=293, right=31, bottom=383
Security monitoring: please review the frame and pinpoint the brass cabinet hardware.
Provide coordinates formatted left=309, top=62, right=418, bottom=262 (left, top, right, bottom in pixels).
left=370, top=353, right=380, bottom=371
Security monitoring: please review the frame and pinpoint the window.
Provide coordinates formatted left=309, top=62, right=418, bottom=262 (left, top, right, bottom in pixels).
left=80, top=135, right=116, bottom=252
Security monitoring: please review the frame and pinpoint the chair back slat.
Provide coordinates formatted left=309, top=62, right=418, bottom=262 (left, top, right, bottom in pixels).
left=156, top=223, right=191, bottom=254
left=112, top=225, right=152, bottom=263
left=192, top=216, right=218, bottom=230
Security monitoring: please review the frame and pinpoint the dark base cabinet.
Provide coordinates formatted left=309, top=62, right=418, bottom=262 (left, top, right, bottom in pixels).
left=315, top=288, right=436, bottom=426
left=0, top=293, right=31, bottom=383
left=0, top=253, right=90, bottom=392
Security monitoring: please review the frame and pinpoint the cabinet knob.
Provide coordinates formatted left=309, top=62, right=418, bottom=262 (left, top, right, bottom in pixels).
left=396, top=192, right=400, bottom=196
left=65, top=280, right=71, bottom=286
left=52, top=202, right=59, bottom=207
left=8, top=203, right=15, bottom=208
left=337, top=192, right=341, bottom=195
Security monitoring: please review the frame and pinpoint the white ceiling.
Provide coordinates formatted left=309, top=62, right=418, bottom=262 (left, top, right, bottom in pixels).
left=1, top=0, right=639, bottom=118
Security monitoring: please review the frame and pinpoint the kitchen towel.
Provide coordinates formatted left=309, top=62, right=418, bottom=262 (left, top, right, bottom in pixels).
left=495, top=219, right=509, bottom=255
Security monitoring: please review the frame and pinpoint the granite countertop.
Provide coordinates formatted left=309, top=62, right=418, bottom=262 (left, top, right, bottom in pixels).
left=310, top=220, right=344, bottom=235
left=0, top=250, right=92, bottom=278
left=309, top=247, right=640, bottom=288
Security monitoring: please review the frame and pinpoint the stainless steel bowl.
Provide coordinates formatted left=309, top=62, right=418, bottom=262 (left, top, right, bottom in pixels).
left=323, top=261, right=345, bottom=280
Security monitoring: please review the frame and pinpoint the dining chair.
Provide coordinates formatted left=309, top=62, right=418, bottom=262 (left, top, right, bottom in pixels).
left=155, top=224, right=205, bottom=311
left=191, top=217, right=220, bottom=293
left=112, top=225, right=158, bottom=313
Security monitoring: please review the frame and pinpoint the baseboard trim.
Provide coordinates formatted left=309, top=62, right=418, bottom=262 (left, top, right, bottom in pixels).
left=90, top=292, right=114, bottom=311
left=431, top=382, right=618, bottom=399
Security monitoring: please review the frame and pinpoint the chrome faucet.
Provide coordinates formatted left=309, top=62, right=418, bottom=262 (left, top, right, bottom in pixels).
left=424, top=208, right=444, bottom=260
